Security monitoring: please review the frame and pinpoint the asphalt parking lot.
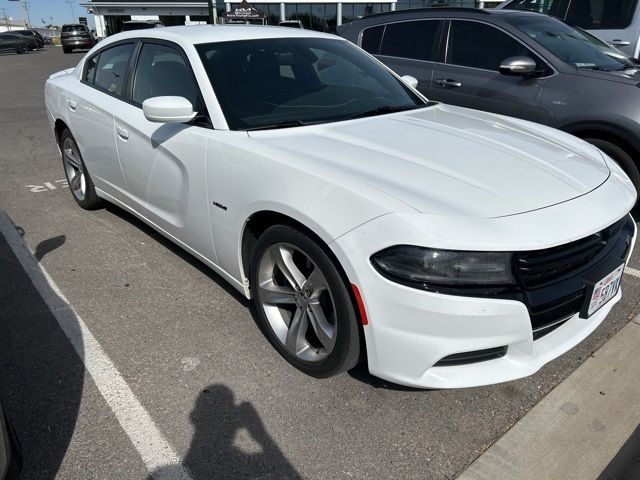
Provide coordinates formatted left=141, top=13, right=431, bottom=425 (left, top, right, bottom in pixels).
left=1, top=47, right=640, bottom=480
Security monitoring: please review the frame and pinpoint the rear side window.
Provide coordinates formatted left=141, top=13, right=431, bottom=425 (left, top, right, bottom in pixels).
left=379, top=20, right=439, bottom=61
left=132, top=43, right=200, bottom=108
left=445, top=21, right=535, bottom=71
left=91, top=43, right=135, bottom=97
left=361, top=25, right=385, bottom=54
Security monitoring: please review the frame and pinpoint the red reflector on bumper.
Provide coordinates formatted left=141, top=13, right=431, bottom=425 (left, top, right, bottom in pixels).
left=351, top=284, right=369, bottom=326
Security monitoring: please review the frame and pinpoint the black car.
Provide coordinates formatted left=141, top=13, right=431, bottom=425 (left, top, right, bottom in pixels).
left=338, top=7, right=640, bottom=195
left=10, top=29, right=45, bottom=49
left=60, top=23, right=95, bottom=53
left=0, top=33, right=37, bottom=54
left=0, top=401, right=21, bottom=480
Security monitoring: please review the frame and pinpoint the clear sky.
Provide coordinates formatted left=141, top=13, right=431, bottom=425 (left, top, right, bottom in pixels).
left=2, top=0, right=94, bottom=28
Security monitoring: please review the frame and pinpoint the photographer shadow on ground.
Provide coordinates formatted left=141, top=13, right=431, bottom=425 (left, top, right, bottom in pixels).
left=150, top=384, right=301, bottom=480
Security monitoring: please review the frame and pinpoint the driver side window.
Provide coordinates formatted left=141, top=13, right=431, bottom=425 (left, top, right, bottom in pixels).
left=446, top=21, right=541, bottom=72
left=132, top=42, right=201, bottom=110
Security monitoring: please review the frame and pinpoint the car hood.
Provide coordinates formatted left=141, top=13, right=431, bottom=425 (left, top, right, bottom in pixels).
left=248, top=103, right=610, bottom=218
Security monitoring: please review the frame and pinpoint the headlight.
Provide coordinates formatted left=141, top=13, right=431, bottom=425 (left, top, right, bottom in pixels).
left=370, top=246, right=515, bottom=290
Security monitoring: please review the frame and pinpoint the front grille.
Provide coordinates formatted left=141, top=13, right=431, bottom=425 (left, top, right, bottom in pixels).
left=517, top=217, right=627, bottom=288
left=519, top=215, right=634, bottom=340
left=434, top=346, right=507, bottom=366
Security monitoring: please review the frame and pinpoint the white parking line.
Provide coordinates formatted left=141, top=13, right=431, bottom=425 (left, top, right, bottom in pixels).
left=0, top=210, right=193, bottom=480
left=625, top=266, right=640, bottom=278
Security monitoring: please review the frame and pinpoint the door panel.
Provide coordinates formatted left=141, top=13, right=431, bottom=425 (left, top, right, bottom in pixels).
left=67, top=82, right=125, bottom=195
left=113, top=102, right=214, bottom=260
left=377, top=56, right=435, bottom=97
left=113, top=40, right=216, bottom=262
left=431, top=63, right=545, bottom=120
left=431, top=20, right=544, bottom=121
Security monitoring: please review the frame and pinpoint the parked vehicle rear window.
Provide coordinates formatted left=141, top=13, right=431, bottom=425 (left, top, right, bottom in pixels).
left=91, top=43, right=135, bottom=97
left=505, top=0, right=638, bottom=30
left=445, top=20, right=534, bottom=71
left=62, top=25, right=86, bottom=32
left=379, top=20, right=439, bottom=61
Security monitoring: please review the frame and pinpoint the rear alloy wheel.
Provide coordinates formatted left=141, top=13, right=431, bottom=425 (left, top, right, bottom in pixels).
left=17, top=44, right=28, bottom=54
left=251, top=225, right=360, bottom=378
left=60, top=129, right=105, bottom=210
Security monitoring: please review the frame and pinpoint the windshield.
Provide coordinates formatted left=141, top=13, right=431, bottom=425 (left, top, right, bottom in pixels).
left=506, top=15, right=633, bottom=71
left=196, top=37, right=426, bottom=130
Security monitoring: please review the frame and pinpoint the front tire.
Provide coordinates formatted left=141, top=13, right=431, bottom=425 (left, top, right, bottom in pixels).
left=17, top=44, right=28, bottom=54
left=62, top=46, right=71, bottom=54
left=250, top=225, right=361, bottom=378
left=60, top=129, right=105, bottom=210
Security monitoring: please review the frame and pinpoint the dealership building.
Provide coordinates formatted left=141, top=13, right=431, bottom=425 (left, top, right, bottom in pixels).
left=81, top=0, right=500, bottom=37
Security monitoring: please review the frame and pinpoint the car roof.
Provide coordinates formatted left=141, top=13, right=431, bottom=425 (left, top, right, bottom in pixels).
left=102, top=24, right=337, bottom=46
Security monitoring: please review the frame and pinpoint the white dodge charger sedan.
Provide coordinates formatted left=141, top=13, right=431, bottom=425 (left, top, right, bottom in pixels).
left=45, top=26, right=637, bottom=388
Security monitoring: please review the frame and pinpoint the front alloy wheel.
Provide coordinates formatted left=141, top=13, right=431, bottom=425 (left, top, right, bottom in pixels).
left=251, top=225, right=360, bottom=377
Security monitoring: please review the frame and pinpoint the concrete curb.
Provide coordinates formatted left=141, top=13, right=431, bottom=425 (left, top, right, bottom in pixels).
left=457, top=318, right=640, bottom=480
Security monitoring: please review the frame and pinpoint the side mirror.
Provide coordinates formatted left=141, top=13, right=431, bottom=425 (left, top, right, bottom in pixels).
left=499, top=56, right=537, bottom=76
left=401, top=75, right=419, bottom=89
left=142, top=96, right=197, bottom=123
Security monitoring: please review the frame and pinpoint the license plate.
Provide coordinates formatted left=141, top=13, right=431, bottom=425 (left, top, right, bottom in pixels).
left=586, top=264, right=625, bottom=317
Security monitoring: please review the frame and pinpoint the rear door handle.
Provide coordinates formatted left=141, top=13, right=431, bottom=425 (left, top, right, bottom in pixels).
left=67, top=99, right=77, bottom=111
left=435, top=78, right=463, bottom=88
left=611, top=39, right=631, bottom=46
left=116, top=126, right=129, bottom=140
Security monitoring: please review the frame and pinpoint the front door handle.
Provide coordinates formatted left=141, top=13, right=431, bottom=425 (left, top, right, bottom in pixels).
left=116, top=126, right=129, bottom=140
left=611, top=39, right=631, bottom=46
left=435, top=78, right=463, bottom=88
left=68, top=99, right=77, bottom=111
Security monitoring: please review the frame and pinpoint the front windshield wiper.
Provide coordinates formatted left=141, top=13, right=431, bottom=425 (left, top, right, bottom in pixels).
left=244, top=119, right=310, bottom=131
left=579, top=65, right=611, bottom=71
left=346, top=104, right=423, bottom=120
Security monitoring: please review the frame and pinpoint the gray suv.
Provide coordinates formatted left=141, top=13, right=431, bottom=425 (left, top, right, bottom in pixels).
left=338, top=8, right=640, bottom=194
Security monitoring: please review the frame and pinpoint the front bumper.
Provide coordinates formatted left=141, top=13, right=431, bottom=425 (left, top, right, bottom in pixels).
left=331, top=178, right=636, bottom=388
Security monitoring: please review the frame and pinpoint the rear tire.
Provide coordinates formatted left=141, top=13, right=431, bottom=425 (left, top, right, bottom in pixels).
left=62, top=46, right=71, bottom=54
left=16, top=44, right=28, bottom=54
left=250, top=225, right=361, bottom=378
left=60, top=129, right=105, bottom=210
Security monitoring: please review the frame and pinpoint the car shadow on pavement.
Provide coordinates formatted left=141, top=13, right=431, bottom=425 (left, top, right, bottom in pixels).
left=0, top=220, right=83, bottom=479
left=149, top=384, right=301, bottom=480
